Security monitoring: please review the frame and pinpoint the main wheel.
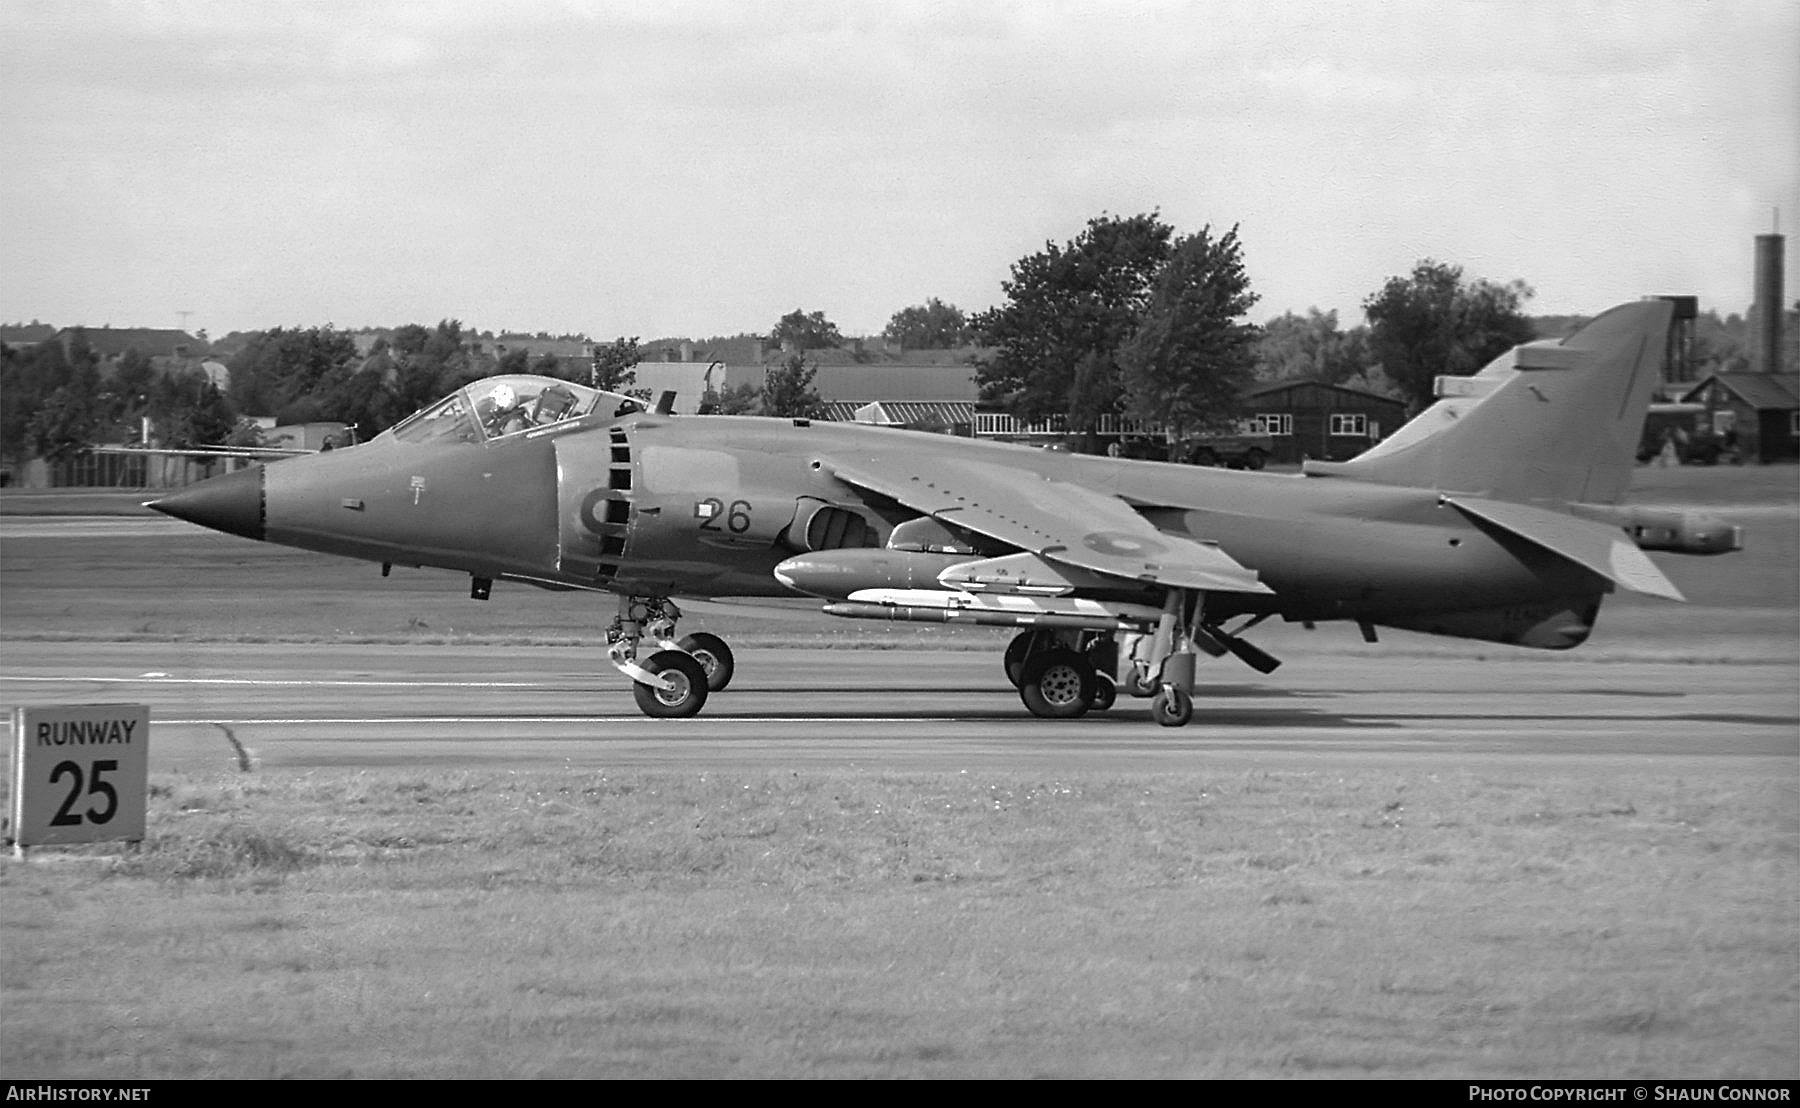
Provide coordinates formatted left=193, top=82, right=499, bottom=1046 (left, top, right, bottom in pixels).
left=1151, top=686, right=1193, bottom=728
left=1003, top=631, right=1034, bottom=688
left=1088, top=675, right=1117, bottom=712
left=1243, top=448, right=1267, bottom=471
left=678, top=632, right=735, bottom=692
left=1019, top=649, right=1093, bottom=719
left=632, top=649, right=710, bottom=718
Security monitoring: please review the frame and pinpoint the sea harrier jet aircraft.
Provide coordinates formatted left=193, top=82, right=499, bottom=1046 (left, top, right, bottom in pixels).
left=150, top=299, right=1739, bottom=724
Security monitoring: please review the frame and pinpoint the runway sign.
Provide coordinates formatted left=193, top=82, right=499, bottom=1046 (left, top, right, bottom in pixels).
left=8, top=704, right=149, bottom=847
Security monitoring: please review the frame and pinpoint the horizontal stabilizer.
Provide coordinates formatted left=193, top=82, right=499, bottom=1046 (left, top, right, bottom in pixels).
left=1443, top=495, right=1684, bottom=601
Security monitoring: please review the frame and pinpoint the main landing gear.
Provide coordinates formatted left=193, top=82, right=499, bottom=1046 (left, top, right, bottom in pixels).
left=1004, top=629, right=1119, bottom=720
left=1003, top=592, right=1281, bottom=728
left=606, top=597, right=736, bottom=719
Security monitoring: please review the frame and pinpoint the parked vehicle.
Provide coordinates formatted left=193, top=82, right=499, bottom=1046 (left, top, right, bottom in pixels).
left=1637, top=403, right=1725, bottom=464
left=1178, top=433, right=1274, bottom=470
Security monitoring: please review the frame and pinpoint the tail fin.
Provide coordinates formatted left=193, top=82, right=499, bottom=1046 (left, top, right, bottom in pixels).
left=1304, top=299, right=1673, bottom=505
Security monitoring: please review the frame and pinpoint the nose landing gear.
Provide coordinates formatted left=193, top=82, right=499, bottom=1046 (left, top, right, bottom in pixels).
left=606, top=596, right=736, bottom=718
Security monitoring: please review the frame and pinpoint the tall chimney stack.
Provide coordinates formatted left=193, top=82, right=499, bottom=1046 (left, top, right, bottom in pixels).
left=1752, top=230, right=1784, bottom=374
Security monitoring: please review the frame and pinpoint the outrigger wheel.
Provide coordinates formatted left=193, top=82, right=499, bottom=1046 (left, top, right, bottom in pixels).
left=1151, top=685, right=1194, bottom=728
left=632, top=649, right=710, bottom=719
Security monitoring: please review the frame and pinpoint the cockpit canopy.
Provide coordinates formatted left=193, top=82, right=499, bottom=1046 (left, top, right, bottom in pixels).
left=390, top=375, right=647, bottom=445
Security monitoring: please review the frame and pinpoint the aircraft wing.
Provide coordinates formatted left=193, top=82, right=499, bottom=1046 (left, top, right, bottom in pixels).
left=827, top=458, right=1271, bottom=594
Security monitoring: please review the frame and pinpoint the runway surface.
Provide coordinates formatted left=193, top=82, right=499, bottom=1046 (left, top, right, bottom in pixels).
left=2, top=639, right=1793, bottom=775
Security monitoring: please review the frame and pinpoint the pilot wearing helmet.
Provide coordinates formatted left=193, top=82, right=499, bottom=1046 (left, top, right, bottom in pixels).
left=477, top=382, right=530, bottom=436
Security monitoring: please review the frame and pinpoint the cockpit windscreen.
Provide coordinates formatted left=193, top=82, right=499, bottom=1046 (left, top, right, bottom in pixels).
left=390, top=375, right=646, bottom=445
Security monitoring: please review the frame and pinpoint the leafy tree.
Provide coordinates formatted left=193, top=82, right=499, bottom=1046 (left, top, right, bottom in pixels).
left=883, top=298, right=971, bottom=349
left=150, top=371, right=237, bottom=449
left=227, top=326, right=361, bottom=417
left=104, top=347, right=158, bottom=423
left=1, top=338, right=73, bottom=460
left=389, top=323, right=432, bottom=357
left=364, top=319, right=481, bottom=427
left=530, top=352, right=565, bottom=378
left=698, top=382, right=763, bottom=415
left=16, top=336, right=103, bottom=461
left=1254, top=309, right=1372, bottom=386
left=1362, top=260, right=1536, bottom=411
left=1116, top=225, right=1261, bottom=440
left=974, top=212, right=1174, bottom=446
left=494, top=347, right=532, bottom=375
left=769, top=309, right=843, bottom=352
left=1690, top=310, right=1753, bottom=375
left=224, top=418, right=266, bottom=448
left=26, top=385, right=101, bottom=462
left=414, top=320, right=478, bottom=394
left=760, top=353, right=825, bottom=418
left=63, top=330, right=100, bottom=378
left=591, top=336, right=641, bottom=391
left=226, top=324, right=454, bottom=437
left=321, top=361, right=395, bottom=437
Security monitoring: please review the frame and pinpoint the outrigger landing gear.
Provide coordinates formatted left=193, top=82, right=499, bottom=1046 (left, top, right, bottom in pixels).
left=1123, top=593, right=1282, bottom=728
left=1137, top=591, right=1204, bottom=729
left=606, top=596, right=736, bottom=718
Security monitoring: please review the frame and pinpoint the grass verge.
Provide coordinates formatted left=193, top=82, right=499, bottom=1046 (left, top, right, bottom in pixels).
left=3, top=766, right=1794, bottom=1079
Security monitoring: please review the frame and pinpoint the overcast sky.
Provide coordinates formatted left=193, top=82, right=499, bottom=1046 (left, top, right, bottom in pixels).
left=2, top=0, right=1795, bottom=341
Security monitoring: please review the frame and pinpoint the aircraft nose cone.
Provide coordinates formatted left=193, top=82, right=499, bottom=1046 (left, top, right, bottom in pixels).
left=146, top=464, right=265, bottom=541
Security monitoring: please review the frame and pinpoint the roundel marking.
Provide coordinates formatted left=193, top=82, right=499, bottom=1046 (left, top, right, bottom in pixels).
left=579, top=488, right=613, bottom=534
left=1082, top=530, right=1168, bottom=558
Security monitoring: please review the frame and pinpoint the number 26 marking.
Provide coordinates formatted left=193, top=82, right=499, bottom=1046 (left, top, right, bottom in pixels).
left=697, top=498, right=752, bottom=535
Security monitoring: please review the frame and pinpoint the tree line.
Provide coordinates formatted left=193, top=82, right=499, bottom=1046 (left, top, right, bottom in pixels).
left=7, top=207, right=1783, bottom=463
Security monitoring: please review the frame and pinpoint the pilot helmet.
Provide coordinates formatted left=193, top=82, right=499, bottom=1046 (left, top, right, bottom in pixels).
left=487, top=383, right=517, bottom=410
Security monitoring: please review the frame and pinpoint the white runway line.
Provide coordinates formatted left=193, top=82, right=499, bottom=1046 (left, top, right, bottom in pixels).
left=0, top=674, right=544, bottom=688
left=2, top=715, right=975, bottom=727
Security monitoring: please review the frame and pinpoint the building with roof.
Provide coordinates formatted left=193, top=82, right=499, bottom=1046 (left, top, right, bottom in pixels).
left=0, top=322, right=57, bottom=350
left=842, top=400, right=975, bottom=434
left=1235, top=379, right=1409, bottom=465
left=969, top=378, right=1407, bottom=462
left=52, top=326, right=204, bottom=362
left=631, top=356, right=981, bottom=420
left=1679, top=372, right=1799, bottom=464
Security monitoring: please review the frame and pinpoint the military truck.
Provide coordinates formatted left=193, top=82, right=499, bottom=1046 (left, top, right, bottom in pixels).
left=1637, top=402, right=1726, bottom=464
left=1178, top=432, right=1276, bottom=470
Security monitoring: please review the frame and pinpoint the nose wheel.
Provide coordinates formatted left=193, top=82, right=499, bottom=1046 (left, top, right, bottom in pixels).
left=677, top=632, right=735, bottom=692
left=631, top=650, right=710, bottom=718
